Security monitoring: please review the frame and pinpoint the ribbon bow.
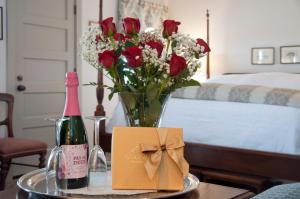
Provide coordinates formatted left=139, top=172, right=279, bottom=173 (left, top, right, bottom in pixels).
left=140, top=128, right=189, bottom=180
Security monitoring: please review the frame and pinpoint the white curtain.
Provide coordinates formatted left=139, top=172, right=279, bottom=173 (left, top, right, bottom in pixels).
left=118, top=0, right=169, bottom=31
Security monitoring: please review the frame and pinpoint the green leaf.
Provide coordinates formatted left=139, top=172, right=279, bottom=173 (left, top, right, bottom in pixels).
left=108, top=92, right=114, bottom=100
left=125, top=41, right=135, bottom=48
left=128, top=85, right=138, bottom=93
left=171, top=41, right=177, bottom=49
left=183, top=79, right=201, bottom=87
left=108, top=86, right=119, bottom=100
left=82, top=82, right=111, bottom=88
left=124, top=71, right=138, bottom=83
left=115, top=47, right=123, bottom=57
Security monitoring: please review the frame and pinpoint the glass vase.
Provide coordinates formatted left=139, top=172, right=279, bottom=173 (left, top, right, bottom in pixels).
left=119, top=92, right=169, bottom=127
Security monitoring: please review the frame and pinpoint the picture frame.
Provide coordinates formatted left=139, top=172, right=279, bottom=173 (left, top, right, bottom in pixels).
left=0, top=7, right=3, bottom=40
left=280, top=45, right=300, bottom=64
left=251, top=47, right=275, bottom=65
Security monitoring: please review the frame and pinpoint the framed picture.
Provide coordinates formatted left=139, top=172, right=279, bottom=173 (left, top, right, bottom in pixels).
left=251, top=47, right=275, bottom=65
left=0, top=7, right=3, bottom=40
left=280, top=46, right=300, bottom=64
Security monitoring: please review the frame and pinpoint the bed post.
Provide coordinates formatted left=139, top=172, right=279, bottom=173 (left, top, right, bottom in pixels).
left=96, top=0, right=112, bottom=152
left=206, top=9, right=210, bottom=79
left=95, top=0, right=107, bottom=145
left=95, top=0, right=104, bottom=120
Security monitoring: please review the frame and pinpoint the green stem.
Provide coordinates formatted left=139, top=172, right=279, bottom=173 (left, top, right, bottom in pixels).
left=109, top=36, right=116, bottom=49
left=165, top=39, right=171, bottom=58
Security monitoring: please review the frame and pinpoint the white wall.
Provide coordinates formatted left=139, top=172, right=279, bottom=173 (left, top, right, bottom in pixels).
left=0, top=0, right=7, bottom=137
left=168, top=0, right=300, bottom=75
left=79, top=0, right=118, bottom=145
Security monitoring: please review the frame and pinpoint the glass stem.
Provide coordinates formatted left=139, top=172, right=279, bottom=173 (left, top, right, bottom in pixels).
left=55, top=119, right=60, bottom=146
left=94, top=119, right=101, bottom=146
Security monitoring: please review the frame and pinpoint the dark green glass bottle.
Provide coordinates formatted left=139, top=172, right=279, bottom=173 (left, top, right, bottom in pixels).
left=56, top=72, right=89, bottom=189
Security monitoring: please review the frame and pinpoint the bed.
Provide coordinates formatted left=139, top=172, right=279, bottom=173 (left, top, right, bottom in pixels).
left=107, top=72, right=300, bottom=155
left=95, top=1, right=300, bottom=193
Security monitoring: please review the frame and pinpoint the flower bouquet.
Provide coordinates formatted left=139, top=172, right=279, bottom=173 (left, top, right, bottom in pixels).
left=81, top=17, right=210, bottom=127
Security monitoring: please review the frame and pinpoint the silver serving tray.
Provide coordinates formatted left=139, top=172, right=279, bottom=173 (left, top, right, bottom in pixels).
left=17, top=168, right=199, bottom=199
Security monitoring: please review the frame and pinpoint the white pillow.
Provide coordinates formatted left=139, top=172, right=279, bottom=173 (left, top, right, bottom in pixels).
left=208, top=72, right=300, bottom=90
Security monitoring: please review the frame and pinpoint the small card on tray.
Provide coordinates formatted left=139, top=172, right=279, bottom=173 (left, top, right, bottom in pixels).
left=111, top=127, right=189, bottom=191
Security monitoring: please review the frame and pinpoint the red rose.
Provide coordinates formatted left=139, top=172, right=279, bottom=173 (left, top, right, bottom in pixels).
left=98, top=50, right=118, bottom=69
left=114, top=33, right=125, bottom=42
left=196, top=39, right=211, bottom=53
left=169, top=53, right=187, bottom=76
left=163, top=20, right=181, bottom=38
left=95, top=35, right=102, bottom=44
left=145, top=41, right=164, bottom=57
left=100, top=17, right=116, bottom=37
left=122, top=46, right=143, bottom=68
left=123, top=17, right=141, bottom=35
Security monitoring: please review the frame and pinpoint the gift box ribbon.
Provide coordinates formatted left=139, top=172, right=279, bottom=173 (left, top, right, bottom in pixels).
left=140, top=128, right=189, bottom=181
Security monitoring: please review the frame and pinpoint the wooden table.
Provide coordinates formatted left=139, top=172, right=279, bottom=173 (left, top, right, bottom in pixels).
left=0, top=182, right=254, bottom=199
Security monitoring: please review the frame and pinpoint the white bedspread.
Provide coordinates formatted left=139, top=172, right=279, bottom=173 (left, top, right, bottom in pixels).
left=107, top=72, right=300, bottom=155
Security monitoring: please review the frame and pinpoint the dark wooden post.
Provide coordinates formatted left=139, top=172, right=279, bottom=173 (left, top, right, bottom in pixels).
left=95, top=0, right=106, bottom=142
left=206, top=9, right=210, bottom=79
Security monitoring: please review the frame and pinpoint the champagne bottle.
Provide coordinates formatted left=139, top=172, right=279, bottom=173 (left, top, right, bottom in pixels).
left=57, top=72, right=89, bottom=189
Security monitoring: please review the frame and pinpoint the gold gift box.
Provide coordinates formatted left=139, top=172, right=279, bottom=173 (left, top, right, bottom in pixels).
left=112, top=127, right=189, bottom=191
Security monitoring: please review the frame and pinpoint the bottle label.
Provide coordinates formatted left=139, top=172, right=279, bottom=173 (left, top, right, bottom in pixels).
left=59, top=144, right=88, bottom=179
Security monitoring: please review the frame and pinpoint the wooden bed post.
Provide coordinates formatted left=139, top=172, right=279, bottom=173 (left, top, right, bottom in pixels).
left=206, top=9, right=210, bottom=79
left=95, top=0, right=104, bottom=118
left=95, top=0, right=106, bottom=145
left=95, top=0, right=112, bottom=152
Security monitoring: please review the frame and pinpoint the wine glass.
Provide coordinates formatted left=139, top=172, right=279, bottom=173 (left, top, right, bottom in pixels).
left=44, top=116, right=61, bottom=193
left=85, top=116, right=108, bottom=187
left=55, top=147, right=68, bottom=191
left=44, top=117, right=69, bottom=193
left=44, top=116, right=63, bottom=146
left=45, top=146, right=59, bottom=194
left=45, top=146, right=68, bottom=194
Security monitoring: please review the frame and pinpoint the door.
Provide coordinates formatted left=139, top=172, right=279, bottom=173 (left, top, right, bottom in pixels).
left=7, top=0, right=76, bottom=148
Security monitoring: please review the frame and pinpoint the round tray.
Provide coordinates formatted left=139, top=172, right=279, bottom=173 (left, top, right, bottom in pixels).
left=17, top=168, right=199, bottom=199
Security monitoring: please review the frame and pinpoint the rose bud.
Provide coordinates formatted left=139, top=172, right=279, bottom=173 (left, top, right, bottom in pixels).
left=169, top=53, right=187, bottom=76
left=95, top=35, right=102, bottom=44
left=100, top=17, right=116, bottom=37
left=123, top=17, right=141, bottom=35
left=122, top=46, right=143, bottom=68
left=163, top=20, right=181, bottom=38
left=196, top=38, right=211, bottom=53
left=145, top=41, right=164, bottom=58
left=98, top=50, right=118, bottom=69
left=114, top=33, right=125, bottom=42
